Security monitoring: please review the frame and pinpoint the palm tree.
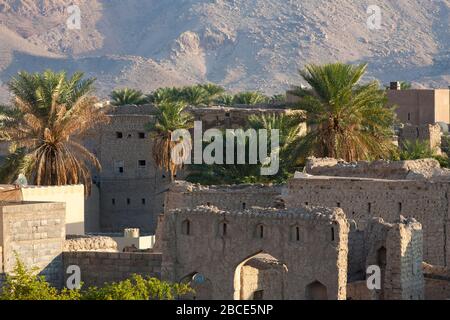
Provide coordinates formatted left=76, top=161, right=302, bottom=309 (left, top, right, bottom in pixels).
left=233, top=91, right=269, bottom=105
left=180, top=86, right=210, bottom=106
left=8, top=70, right=95, bottom=110
left=110, top=88, right=148, bottom=106
left=147, top=101, right=193, bottom=181
left=293, top=63, right=397, bottom=162
left=186, top=113, right=304, bottom=184
left=0, top=74, right=108, bottom=194
left=215, top=94, right=234, bottom=106
left=399, top=140, right=436, bottom=160
left=148, top=87, right=182, bottom=104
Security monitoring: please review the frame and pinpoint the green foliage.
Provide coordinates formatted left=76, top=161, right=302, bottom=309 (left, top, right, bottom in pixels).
left=399, top=140, right=437, bottom=160
left=0, top=256, right=192, bottom=301
left=147, top=101, right=193, bottom=180
left=186, top=113, right=304, bottom=185
left=8, top=70, right=95, bottom=112
left=214, top=94, right=235, bottom=106
left=400, top=81, right=412, bottom=90
left=82, top=275, right=193, bottom=300
left=0, top=70, right=106, bottom=194
left=110, top=88, right=149, bottom=106
left=293, top=63, right=397, bottom=162
left=0, top=255, right=81, bottom=300
left=148, top=84, right=225, bottom=106
left=232, top=91, right=269, bottom=105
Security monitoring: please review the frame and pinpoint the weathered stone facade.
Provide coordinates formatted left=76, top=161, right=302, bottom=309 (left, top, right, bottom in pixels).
left=62, top=251, right=162, bottom=287
left=164, top=181, right=283, bottom=212
left=285, top=175, right=447, bottom=266
left=0, top=202, right=66, bottom=287
left=158, top=205, right=349, bottom=300
left=398, top=123, right=442, bottom=153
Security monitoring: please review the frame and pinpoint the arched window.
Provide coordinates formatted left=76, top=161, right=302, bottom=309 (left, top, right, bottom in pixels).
left=305, top=281, right=328, bottom=300
left=182, top=219, right=191, bottom=236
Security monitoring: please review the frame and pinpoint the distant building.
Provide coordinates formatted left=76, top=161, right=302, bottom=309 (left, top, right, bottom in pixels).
left=387, top=83, right=450, bottom=126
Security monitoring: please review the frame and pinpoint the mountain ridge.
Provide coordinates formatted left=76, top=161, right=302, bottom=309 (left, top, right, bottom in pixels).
left=0, top=0, right=448, bottom=103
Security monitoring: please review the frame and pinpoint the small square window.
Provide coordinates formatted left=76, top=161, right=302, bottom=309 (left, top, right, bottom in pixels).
left=225, top=112, right=231, bottom=117
left=119, top=167, right=124, bottom=173
left=139, top=132, right=146, bottom=139
left=116, top=132, right=123, bottom=139
left=138, top=160, right=146, bottom=167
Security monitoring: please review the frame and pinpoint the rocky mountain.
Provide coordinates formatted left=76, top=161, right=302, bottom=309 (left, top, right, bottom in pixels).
left=0, top=0, right=448, bottom=103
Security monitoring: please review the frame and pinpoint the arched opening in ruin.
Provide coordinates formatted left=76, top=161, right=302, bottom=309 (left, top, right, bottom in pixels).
left=305, top=280, right=328, bottom=300
left=180, top=272, right=213, bottom=300
left=233, top=252, right=288, bottom=300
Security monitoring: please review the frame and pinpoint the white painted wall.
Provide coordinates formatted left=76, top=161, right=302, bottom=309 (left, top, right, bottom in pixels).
left=21, top=185, right=85, bottom=235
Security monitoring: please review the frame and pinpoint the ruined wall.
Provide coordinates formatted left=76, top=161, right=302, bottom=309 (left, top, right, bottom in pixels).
left=304, top=157, right=446, bottom=180
left=398, top=124, right=442, bottom=153
left=286, top=176, right=448, bottom=266
left=240, top=258, right=287, bottom=300
left=0, top=202, right=65, bottom=287
left=159, top=205, right=349, bottom=300
left=62, top=252, right=162, bottom=287
left=164, top=181, right=282, bottom=212
left=422, top=263, right=450, bottom=300
left=346, top=217, right=424, bottom=300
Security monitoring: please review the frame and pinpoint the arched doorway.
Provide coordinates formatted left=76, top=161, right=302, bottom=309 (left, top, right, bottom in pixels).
left=180, top=272, right=213, bottom=300
left=305, top=281, right=328, bottom=300
left=233, top=252, right=288, bottom=300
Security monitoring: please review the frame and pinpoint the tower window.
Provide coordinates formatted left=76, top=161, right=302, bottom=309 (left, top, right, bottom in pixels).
left=182, top=220, right=191, bottom=235
left=116, top=132, right=123, bottom=139
left=112, top=198, right=115, bottom=205
left=138, top=160, right=146, bottom=167
left=142, top=198, right=146, bottom=205
left=127, top=198, right=131, bottom=205
left=138, top=132, right=146, bottom=139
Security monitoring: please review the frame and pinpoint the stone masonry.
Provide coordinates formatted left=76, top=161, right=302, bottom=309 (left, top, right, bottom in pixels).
left=0, top=202, right=66, bottom=287
left=158, top=205, right=349, bottom=300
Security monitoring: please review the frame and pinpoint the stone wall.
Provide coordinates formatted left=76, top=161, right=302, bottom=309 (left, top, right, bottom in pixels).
left=21, top=185, right=85, bottom=236
left=286, top=176, right=448, bottom=266
left=159, top=205, right=349, bottom=300
left=62, top=252, right=162, bottom=287
left=422, top=263, right=450, bottom=300
left=164, top=181, right=283, bottom=212
left=304, top=157, right=447, bottom=180
left=398, top=124, right=442, bottom=153
left=0, top=202, right=65, bottom=287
